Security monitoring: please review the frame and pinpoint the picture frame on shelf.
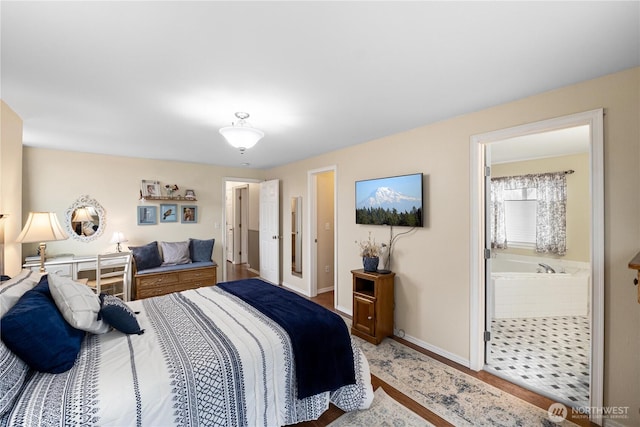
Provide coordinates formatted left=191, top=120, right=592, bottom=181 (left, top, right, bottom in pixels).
left=181, top=205, right=197, bottom=223
left=184, top=189, right=196, bottom=200
left=137, top=206, right=157, bottom=225
left=141, top=180, right=161, bottom=198
left=160, top=204, right=178, bottom=223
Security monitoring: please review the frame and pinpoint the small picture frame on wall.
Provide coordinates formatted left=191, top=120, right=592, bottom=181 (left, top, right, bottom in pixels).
left=141, top=180, right=161, bottom=198
left=184, top=189, right=196, bottom=200
left=181, top=205, right=197, bottom=223
left=137, top=206, right=157, bottom=225
left=160, top=204, right=178, bottom=223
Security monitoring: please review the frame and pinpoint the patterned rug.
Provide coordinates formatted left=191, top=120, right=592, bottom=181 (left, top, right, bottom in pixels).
left=354, top=337, right=577, bottom=426
left=328, top=387, right=433, bottom=427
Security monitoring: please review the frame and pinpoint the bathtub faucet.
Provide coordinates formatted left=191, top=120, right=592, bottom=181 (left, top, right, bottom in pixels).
left=538, top=263, right=556, bottom=273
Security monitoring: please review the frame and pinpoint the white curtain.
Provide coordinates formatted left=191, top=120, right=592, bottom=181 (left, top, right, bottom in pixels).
left=491, top=172, right=567, bottom=255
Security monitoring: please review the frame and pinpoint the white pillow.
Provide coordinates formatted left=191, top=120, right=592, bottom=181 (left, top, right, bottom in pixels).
left=48, top=273, right=110, bottom=334
left=160, top=241, right=191, bottom=266
left=0, top=269, right=43, bottom=317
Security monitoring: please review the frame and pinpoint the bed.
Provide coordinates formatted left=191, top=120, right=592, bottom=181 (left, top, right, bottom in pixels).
left=0, top=272, right=373, bottom=426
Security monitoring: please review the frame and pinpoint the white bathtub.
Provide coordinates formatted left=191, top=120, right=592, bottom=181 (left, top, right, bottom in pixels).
left=490, top=255, right=590, bottom=319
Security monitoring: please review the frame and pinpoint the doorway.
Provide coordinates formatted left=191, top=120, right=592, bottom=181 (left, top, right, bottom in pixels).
left=222, top=178, right=262, bottom=282
left=470, top=110, right=604, bottom=421
left=485, top=126, right=591, bottom=408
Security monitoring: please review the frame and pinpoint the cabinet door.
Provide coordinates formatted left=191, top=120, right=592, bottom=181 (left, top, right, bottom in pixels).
left=353, top=295, right=376, bottom=336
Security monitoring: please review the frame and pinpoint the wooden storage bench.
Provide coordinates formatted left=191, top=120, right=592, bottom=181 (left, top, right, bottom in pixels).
left=132, top=261, right=217, bottom=300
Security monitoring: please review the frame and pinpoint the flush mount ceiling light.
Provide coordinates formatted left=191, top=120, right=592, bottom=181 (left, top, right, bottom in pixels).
left=219, top=112, right=265, bottom=153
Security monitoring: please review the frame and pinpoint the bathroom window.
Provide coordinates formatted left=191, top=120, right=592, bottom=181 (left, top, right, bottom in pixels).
left=491, top=172, right=567, bottom=255
left=503, top=188, right=537, bottom=247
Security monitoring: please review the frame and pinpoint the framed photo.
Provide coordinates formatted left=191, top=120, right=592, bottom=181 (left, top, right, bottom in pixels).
left=160, top=204, right=178, bottom=223
left=137, top=206, right=157, bottom=225
left=184, top=189, right=196, bottom=200
left=181, top=205, right=197, bottom=223
left=141, top=180, right=161, bottom=198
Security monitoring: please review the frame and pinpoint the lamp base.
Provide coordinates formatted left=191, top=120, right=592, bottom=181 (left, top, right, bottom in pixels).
left=38, top=242, right=47, bottom=273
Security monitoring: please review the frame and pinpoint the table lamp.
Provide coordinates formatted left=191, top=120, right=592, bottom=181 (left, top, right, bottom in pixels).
left=16, top=212, right=69, bottom=273
left=110, top=231, right=128, bottom=252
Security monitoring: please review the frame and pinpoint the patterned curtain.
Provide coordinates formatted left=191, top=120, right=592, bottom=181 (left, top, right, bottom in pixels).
left=534, top=172, right=567, bottom=255
left=490, top=172, right=567, bottom=255
left=490, top=178, right=507, bottom=249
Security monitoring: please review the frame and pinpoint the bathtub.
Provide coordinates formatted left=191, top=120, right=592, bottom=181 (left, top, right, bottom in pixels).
left=490, top=254, right=590, bottom=319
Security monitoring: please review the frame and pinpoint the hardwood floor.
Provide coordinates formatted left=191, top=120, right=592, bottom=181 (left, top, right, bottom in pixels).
left=225, top=261, right=259, bottom=281
left=298, top=290, right=596, bottom=427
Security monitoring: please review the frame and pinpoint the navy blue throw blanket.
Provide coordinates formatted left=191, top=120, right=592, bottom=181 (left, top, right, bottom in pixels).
left=218, top=278, right=355, bottom=399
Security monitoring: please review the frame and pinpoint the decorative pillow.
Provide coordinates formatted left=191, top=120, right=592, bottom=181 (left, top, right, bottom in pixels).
left=48, top=273, right=110, bottom=334
left=129, top=241, right=162, bottom=271
left=0, top=269, right=43, bottom=317
left=189, top=238, right=215, bottom=262
left=0, top=340, right=29, bottom=417
left=0, top=276, right=85, bottom=374
left=99, top=294, right=144, bottom=335
left=160, top=241, right=192, bottom=266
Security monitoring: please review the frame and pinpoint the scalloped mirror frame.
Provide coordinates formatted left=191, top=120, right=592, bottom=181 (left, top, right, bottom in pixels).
left=65, top=195, right=106, bottom=242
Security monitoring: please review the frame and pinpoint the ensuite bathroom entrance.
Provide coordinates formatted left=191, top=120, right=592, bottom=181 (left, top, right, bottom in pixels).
left=470, top=110, right=604, bottom=418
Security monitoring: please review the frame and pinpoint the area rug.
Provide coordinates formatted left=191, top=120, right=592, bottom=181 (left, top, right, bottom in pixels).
left=354, top=337, right=577, bottom=426
left=328, top=387, right=433, bottom=427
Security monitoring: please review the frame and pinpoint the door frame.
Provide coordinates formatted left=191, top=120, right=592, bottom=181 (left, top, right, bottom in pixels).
left=222, top=177, right=262, bottom=282
left=469, top=109, right=604, bottom=421
left=307, top=165, right=337, bottom=303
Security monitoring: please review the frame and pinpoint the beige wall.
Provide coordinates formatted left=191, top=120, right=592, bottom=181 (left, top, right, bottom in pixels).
left=269, top=67, right=639, bottom=423
left=492, top=153, right=590, bottom=262
left=18, top=67, right=640, bottom=423
left=21, top=148, right=265, bottom=281
left=1, top=101, right=24, bottom=276
left=316, top=171, right=335, bottom=291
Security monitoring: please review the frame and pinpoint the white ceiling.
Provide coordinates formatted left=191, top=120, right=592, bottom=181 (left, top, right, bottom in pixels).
left=2, top=1, right=638, bottom=169
left=490, top=125, right=590, bottom=164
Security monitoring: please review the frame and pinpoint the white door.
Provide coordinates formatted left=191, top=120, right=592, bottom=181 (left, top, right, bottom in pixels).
left=225, top=187, right=233, bottom=262
left=260, top=179, right=280, bottom=284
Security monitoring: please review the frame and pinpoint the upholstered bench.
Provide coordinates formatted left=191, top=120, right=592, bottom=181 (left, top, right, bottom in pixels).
left=129, top=238, right=217, bottom=300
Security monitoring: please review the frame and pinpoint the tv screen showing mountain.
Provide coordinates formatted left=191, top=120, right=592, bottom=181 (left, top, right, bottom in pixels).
left=355, top=173, right=423, bottom=227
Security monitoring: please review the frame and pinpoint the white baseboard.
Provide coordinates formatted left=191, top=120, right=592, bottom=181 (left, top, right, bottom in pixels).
left=281, top=281, right=312, bottom=297
left=247, top=267, right=259, bottom=275
left=317, top=286, right=333, bottom=294
left=400, top=331, right=471, bottom=368
left=336, top=304, right=352, bottom=316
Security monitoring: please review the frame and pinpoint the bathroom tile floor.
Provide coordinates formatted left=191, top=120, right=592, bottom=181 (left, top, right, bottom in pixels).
left=487, top=315, right=590, bottom=408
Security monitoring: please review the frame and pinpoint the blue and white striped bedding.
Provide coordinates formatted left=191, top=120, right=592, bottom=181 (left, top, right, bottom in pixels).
left=1, top=285, right=373, bottom=426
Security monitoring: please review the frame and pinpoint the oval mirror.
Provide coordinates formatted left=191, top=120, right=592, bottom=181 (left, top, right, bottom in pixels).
left=64, top=195, right=106, bottom=242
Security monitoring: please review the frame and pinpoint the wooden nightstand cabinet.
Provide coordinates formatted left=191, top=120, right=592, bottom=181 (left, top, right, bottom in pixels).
left=351, top=269, right=395, bottom=345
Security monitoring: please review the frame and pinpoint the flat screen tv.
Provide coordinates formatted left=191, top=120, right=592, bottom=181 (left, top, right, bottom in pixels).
left=355, top=173, right=423, bottom=227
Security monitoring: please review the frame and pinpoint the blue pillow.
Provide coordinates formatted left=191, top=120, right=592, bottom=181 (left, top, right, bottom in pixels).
left=0, top=276, right=85, bottom=374
left=99, top=294, right=144, bottom=335
left=189, top=238, right=215, bottom=262
left=129, top=241, right=162, bottom=271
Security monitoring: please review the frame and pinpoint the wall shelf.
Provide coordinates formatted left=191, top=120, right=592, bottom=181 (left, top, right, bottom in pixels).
left=139, top=196, right=197, bottom=202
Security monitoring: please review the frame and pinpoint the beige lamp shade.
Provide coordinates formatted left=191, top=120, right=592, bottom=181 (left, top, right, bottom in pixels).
left=16, top=212, right=69, bottom=243
left=71, top=207, right=94, bottom=223
left=17, top=212, right=68, bottom=273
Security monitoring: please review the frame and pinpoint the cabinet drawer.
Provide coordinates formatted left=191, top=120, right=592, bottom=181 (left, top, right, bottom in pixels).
left=138, top=273, right=179, bottom=287
left=179, top=268, right=215, bottom=282
left=46, top=264, right=73, bottom=277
